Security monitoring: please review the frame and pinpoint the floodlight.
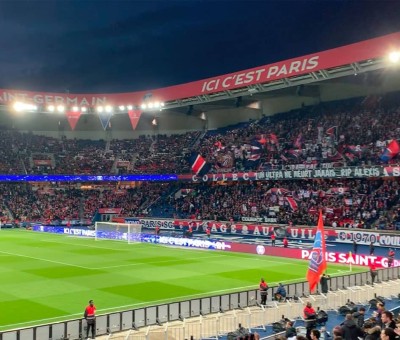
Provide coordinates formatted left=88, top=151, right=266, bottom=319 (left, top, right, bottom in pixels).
left=81, top=107, right=87, bottom=112
left=13, top=102, right=24, bottom=112
left=389, top=51, right=400, bottom=63
left=48, top=105, right=55, bottom=112
left=97, top=106, right=104, bottom=113
left=105, top=105, right=113, bottom=113
left=72, top=106, right=79, bottom=112
left=127, top=105, right=133, bottom=110
left=148, top=102, right=154, bottom=109
left=160, top=102, right=165, bottom=107
left=152, top=118, right=157, bottom=126
left=154, top=102, right=160, bottom=108
left=57, top=105, right=65, bottom=113
left=119, top=105, right=125, bottom=111
left=141, top=104, right=147, bottom=110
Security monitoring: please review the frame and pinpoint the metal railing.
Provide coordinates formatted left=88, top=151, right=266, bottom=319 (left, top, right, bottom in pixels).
left=1, top=266, right=399, bottom=340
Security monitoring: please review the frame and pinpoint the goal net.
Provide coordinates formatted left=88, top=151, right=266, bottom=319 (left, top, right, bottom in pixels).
left=94, top=222, right=142, bottom=243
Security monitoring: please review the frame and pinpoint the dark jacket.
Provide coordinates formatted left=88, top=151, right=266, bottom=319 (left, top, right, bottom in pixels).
left=320, top=275, right=330, bottom=293
left=341, top=319, right=364, bottom=340
left=364, top=326, right=381, bottom=340
left=352, top=311, right=365, bottom=328
left=285, top=326, right=297, bottom=338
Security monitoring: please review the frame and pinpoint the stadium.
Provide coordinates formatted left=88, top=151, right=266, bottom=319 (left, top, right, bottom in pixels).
left=1, top=11, right=400, bottom=340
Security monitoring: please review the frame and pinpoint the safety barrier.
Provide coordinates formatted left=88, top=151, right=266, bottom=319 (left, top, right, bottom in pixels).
left=1, top=266, right=399, bottom=340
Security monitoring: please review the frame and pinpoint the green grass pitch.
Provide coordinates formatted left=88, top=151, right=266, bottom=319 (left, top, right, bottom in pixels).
left=0, top=229, right=366, bottom=331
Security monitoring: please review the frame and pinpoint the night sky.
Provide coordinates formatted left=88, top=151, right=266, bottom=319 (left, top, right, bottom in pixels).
left=1, top=0, right=400, bottom=93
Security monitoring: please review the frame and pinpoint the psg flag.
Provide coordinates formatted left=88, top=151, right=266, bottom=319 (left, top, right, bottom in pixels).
left=189, top=153, right=211, bottom=176
left=306, top=211, right=327, bottom=293
left=380, top=140, right=400, bottom=162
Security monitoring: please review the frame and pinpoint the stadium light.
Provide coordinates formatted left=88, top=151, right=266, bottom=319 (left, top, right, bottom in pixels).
left=119, top=105, right=125, bottom=111
left=105, top=105, right=113, bottom=113
left=154, top=102, right=160, bottom=108
left=48, top=105, right=55, bottom=112
left=152, top=118, right=157, bottom=126
left=160, top=102, right=165, bottom=107
left=97, top=106, right=104, bottom=113
left=57, top=105, right=65, bottom=113
left=127, top=105, right=133, bottom=110
left=388, top=51, right=400, bottom=63
left=81, top=107, right=87, bottom=112
left=141, top=104, right=147, bottom=110
left=13, top=102, right=24, bottom=112
left=72, top=106, right=79, bottom=112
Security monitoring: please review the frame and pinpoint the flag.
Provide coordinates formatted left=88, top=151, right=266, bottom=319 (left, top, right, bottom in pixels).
left=306, top=211, right=327, bottom=293
left=344, top=198, right=353, bottom=206
left=294, top=133, right=303, bottom=149
left=285, top=197, right=298, bottom=211
left=189, top=153, right=211, bottom=176
left=380, top=140, right=400, bottom=162
left=326, top=126, right=338, bottom=137
left=269, top=133, right=279, bottom=145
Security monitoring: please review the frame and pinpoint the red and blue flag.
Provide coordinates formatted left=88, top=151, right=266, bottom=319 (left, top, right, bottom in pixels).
left=306, top=211, right=327, bottom=293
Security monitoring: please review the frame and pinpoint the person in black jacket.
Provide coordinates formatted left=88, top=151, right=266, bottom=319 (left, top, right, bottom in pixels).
left=285, top=321, right=297, bottom=339
left=320, top=273, right=330, bottom=294
left=340, top=314, right=363, bottom=340
left=381, top=311, right=397, bottom=330
left=352, top=307, right=365, bottom=328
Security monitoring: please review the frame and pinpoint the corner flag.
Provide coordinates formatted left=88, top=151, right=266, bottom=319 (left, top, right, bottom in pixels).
left=306, top=211, right=327, bottom=293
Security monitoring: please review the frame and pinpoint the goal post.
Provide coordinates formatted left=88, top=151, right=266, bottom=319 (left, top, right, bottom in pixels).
left=94, top=222, right=142, bottom=243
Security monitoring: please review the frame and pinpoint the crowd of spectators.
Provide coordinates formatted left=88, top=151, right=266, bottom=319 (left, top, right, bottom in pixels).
left=0, top=182, right=170, bottom=223
left=0, top=94, right=400, bottom=176
left=159, top=178, right=400, bottom=227
left=0, top=94, right=399, bottom=227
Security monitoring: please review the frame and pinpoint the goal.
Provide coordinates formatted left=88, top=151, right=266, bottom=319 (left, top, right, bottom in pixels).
left=94, top=222, right=142, bottom=243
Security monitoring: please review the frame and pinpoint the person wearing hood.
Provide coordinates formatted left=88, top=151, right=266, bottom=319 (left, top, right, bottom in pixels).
left=341, top=314, right=364, bottom=340
left=363, top=324, right=381, bottom=340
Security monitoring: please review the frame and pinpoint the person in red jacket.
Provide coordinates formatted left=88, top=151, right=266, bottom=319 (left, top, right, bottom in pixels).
left=84, top=300, right=96, bottom=339
left=283, top=237, right=289, bottom=248
left=259, top=278, right=268, bottom=305
left=270, top=234, right=276, bottom=247
left=303, top=302, right=316, bottom=340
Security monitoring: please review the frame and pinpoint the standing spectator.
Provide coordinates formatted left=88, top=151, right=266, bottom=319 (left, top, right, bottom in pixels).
left=370, top=263, right=378, bottom=286
left=271, top=233, right=276, bottom=246
left=206, top=227, right=211, bottom=239
left=283, top=237, right=289, bottom=248
left=303, top=302, right=316, bottom=340
left=352, top=307, right=366, bottom=328
left=370, top=242, right=375, bottom=256
left=84, top=299, right=96, bottom=340
left=259, top=278, right=268, bottom=305
left=155, top=226, right=160, bottom=235
left=381, top=311, right=396, bottom=329
left=320, top=273, right=331, bottom=294
left=340, top=314, right=363, bottom=340
left=387, top=249, right=395, bottom=267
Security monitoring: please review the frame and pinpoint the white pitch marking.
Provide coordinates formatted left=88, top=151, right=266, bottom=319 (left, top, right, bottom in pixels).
left=0, top=250, right=91, bottom=269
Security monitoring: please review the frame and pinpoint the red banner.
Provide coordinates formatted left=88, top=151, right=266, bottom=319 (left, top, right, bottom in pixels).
left=33, top=160, right=52, bottom=166
left=128, top=109, right=142, bottom=130
left=98, top=208, right=122, bottom=214
left=0, top=32, right=398, bottom=107
left=66, top=111, right=81, bottom=130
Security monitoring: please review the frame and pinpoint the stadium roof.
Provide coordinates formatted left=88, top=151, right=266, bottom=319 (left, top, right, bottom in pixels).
left=1, top=32, right=399, bottom=119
